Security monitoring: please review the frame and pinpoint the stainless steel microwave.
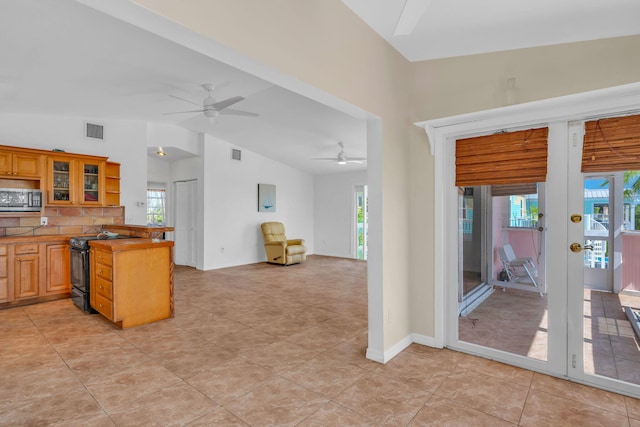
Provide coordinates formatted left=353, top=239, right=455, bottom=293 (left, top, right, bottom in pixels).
left=0, top=188, right=42, bottom=212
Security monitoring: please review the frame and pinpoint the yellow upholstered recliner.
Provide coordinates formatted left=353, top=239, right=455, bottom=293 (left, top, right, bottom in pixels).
left=260, top=222, right=306, bottom=265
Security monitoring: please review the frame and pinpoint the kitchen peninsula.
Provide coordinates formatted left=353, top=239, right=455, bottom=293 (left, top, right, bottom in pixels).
left=90, top=238, right=174, bottom=329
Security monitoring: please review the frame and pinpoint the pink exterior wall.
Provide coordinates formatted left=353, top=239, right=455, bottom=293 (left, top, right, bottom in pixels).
left=494, top=230, right=540, bottom=280
left=622, top=232, right=640, bottom=291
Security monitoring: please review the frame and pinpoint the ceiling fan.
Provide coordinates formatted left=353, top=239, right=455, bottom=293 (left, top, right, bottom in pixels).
left=314, top=142, right=366, bottom=165
left=163, top=83, right=258, bottom=121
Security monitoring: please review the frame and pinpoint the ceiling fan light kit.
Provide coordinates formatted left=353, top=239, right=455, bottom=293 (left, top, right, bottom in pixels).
left=313, top=142, right=366, bottom=165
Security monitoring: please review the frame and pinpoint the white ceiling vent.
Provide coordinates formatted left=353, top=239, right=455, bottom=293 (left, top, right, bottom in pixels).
left=231, top=148, right=242, bottom=161
left=85, top=122, right=104, bottom=140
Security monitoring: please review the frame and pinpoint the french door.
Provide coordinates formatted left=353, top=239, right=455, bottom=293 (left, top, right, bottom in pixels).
left=447, top=121, right=640, bottom=398
left=424, top=83, right=640, bottom=399
left=566, top=123, right=640, bottom=397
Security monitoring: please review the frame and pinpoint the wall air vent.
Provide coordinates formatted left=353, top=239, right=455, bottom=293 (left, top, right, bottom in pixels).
left=231, top=148, right=242, bottom=161
left=85, top=122, right=104, bottom=140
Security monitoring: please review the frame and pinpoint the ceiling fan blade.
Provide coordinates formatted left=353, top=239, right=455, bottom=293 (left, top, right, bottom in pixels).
left=212, top=96, right=245, bottom=111
left=219, top=108, right=259, bottom=117
left=162, top=109, right=205, bottom=115
left=312, top=157, right=339, bottom=161
left=346, top=160, right=365, bottom=164
left=168, top=94, right=201, bottom=107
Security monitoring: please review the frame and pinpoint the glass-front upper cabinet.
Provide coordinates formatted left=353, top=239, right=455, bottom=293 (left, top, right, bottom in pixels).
left=49, top=158, right=73, bottom=204
left=80, top=161, right=101, bottom=204
left=47, top=157, right=105, bottom=205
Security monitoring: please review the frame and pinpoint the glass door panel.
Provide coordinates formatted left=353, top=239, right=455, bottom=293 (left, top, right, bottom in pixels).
left=583, top=176, right=612, bottom=292
left=457, top=184, right=548, bottom=362
left=52, top=160, right=71, bottom=202
left=355, top=185, right=368, bottom=260
left=82, top=163, right=100, bottom=203
left=581, top=172, right=640, bottom=387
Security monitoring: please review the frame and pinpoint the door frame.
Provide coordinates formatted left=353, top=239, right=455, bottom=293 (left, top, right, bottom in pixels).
left=417, top=82, right=640, bottom=396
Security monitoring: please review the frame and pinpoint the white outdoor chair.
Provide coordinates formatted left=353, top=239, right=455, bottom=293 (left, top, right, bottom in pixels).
left=498, top=244, right=539, bottom=288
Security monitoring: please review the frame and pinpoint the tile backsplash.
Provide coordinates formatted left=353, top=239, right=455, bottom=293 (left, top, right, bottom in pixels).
left=0, top=207, right=124, bottom=237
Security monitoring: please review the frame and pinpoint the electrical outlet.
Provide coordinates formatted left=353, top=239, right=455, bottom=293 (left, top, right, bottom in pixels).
left=220, top=247, right=225, bottom=253
left=40, top=217, right=48, bottom=226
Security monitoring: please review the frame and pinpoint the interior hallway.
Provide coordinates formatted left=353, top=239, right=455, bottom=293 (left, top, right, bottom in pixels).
left=1, top=255, right=640, bottom=425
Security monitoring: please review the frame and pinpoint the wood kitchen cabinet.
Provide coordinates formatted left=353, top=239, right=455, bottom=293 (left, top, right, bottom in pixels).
left=0, top=246, right=8, bottom=303
left=47, top=156, right=106, bottom=205
left=13, top=244, right=40, bottom=300
left=0, top=149, right=42, bottom=179
left=89, top=239, right=174, bottom=328
left=45, top=243, right=71, bottom=295
left=0, top=238, right=71, bottom=308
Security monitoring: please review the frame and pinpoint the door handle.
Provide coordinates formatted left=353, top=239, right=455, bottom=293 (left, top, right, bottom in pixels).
left=570, top=243, right=594, bottom=253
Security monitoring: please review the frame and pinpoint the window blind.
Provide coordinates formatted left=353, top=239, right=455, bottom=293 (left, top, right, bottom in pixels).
left=491, top=183, right=538, bottom=197
left=582, top=115, right=640, bottom=173
left=455, top=127, right=548, bottom=187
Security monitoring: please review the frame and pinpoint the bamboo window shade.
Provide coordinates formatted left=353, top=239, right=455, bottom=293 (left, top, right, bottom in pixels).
left=455, top=127, right=549, bottom=187
left=582, top=115, right=640, bottom=173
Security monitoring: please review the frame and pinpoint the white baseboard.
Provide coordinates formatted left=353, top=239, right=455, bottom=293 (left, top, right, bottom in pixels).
left=366, top=333, right=443, bottom=364
left=410, top=333, right=443, bottom=348
left=365, top=347, right=384, bottom=363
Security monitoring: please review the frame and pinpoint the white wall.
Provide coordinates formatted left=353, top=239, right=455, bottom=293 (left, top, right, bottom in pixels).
left=152, top=132, right=316, bottom=270
left=0, top=113, right=148, bottom=224
left=314, top=170, right=367, bottom=258
left=199, top=134, right=314, bottom=269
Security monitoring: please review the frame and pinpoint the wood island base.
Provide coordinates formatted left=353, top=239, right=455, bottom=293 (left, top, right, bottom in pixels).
left=89, top=238, right=174, bottom=329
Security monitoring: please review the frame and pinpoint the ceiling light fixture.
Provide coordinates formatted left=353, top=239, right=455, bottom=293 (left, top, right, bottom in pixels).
left=157, top=147, right=167, bottom=156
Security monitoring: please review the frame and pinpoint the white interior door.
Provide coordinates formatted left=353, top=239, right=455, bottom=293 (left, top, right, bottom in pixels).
left=174, top=180, right=197, bottom=267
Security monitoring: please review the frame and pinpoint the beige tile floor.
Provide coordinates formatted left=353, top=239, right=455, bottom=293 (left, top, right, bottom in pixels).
left=459, top=284, right=640, bottom=385
left=2, top=255, right=640, bottom=426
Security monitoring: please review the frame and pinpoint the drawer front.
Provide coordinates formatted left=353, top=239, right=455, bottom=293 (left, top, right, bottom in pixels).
left=95, top=263, right=112, bottom=281
left=94, top=276, right=113, bottom=299
left=0, top=246, right=7, bottom=256
left=94, top=250, right=112, bottom=267
left=94, top=293, right=113, bottom=320
left=15, top=244, right=39, bottom=255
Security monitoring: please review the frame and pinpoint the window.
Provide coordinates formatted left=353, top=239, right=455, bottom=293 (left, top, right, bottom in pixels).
left=147, top=187, right=166, bottom=225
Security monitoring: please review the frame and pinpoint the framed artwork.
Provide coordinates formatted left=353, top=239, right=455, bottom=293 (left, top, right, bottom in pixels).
left=258, top=184, right=276, bottom=212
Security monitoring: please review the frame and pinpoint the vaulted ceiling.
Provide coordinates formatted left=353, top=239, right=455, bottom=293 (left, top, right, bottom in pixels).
left=2, top=0, right=638, bottom=175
